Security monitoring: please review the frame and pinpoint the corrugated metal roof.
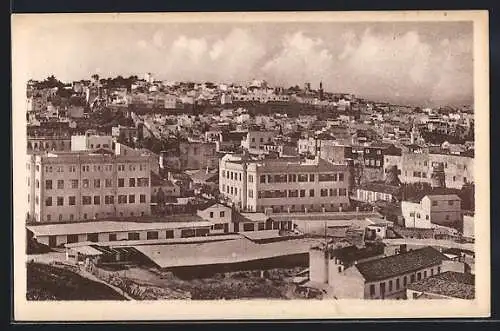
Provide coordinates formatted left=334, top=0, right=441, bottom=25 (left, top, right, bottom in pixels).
left=28, top=220, right=213, bottom=237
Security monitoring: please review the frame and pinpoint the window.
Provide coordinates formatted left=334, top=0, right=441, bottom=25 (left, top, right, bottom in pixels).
left=94, top=196, right=100, bottom=205
left=243, top=223, right=255, bottom=231
left=300, top=190, right=306, bottom=197
left=45, top=197, right=52, bottom=206
left=128, top=195, right=135, bottom=204
left=309, top=174, right=315, bottom=182
left=57, top=197, right=63, bottom=206
left=260, top=175, right=266, bottom=183
left=309, top=189, right=315, bottom=197
left=140, top=194, right=146, bottom=203
left=248, top=175, right=253, bottom=183
left=230, top=172, right=233, bottom=180
left=320, top=189, right=328, bottom=197
left=94, top=179, right=100, bottom=188
left=118, top=178, right=125, bottom=187
left=380, top=282, right=386, bottom=296
left=438, top=266, right=441, bottom=274
left=220, top=211, right=225, bottom=217
left=71, top=179, right=78, bottom=188
left=46, top=214, right=51, bottom=222
left=370, top=284, right=376, bottom=296
left=239, top=173, right=242, bottom=181
left=87, top=233, right=98, bottom=242
left=129, top=178, right=136, bottom=187
left=137, top=178, right=149, bottom=187
left=416, top=213, right=421, bottom=219
left=69, top=165, right=76, bottom=172
left=69, top=196, right=76, bottom=205
left=339, top=188, right=347, bottom=196
left=404, top=276, right=408, bottom=286
left=118, top=195, right=127, bottom=204
left=417, top=272, right=422, bottom=281
left=57, top=180, right=64, bottom=189
left=248, top=189, right=253, bottom=198
left=410, top=274, right=415, bottom=283
left=338, top=173, right=344, bottom=181
left=109, top=234, right=117, bottom=241
left=396, top=278, right=400, bottom=290
left=210, top=212, right=214, bottom=218
left=230, top=187, right=234, bottom=195
left=432, top=200, right=438, bottom=206
left=45, top=180, right=52, bottom=190
left=288, top=190, right=298, bottom=197
left=82, top=196, right=91, bottom=205
left=445, top=215, right=450, bottom=220
left=128, top=232, right=140, bottom=240
left=234, top=188, right=238, bottom=195
left=147, top=231, right=159, bottom=240
left=448, top=200, right=454, bottom=206
left=389, top=280, right=393, bottom=292
left=298, top=174, right=308, bottom=182
left=82, top=179, right=89, bottom=188
left=453, top=176, right=456, bottom=182
left=165, top=230, right=174, bottom=239
left=105, top=179, right=112, bottom=187
left=67, top=234, right=78, bottom=243
left=424, top=271, right=427, bottom=278
left=105, top=195, right=114, bottom=204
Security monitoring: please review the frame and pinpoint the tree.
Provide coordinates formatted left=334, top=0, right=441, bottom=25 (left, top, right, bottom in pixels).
left=156, top=188, right=165, bottom=206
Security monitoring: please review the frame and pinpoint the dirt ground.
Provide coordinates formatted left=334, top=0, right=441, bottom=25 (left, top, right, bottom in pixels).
left=115, top=265, right=312, bottom=300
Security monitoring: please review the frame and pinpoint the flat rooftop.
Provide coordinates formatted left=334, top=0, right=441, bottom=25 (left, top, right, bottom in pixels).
left=134, top=238, right=318, bottom=268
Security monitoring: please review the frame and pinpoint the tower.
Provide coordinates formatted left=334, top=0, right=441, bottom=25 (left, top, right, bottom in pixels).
left=319, top=81, right=324, bottom=100
left=430, top=162, right=446, bottom=189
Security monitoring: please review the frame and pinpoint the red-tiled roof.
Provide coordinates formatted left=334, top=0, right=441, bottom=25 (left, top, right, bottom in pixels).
left=407, top=271, right=475, bottom=299
left=356, top=246, right=448, bottom=281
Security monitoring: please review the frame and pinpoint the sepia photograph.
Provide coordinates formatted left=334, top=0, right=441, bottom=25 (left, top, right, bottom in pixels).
left=11, top=11, right=490, bottom=320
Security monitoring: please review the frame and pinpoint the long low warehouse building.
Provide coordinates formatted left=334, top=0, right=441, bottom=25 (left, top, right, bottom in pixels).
left=27, top=219, right=214, bottom=248
left=133, top=238, right=319, bottom=269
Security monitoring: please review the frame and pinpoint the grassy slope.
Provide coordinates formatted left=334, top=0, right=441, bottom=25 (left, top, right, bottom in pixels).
left=27, top=262, right=126, bottom=301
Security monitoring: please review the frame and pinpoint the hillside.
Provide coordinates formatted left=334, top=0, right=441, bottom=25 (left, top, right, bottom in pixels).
left=27, top=262, right=126, bottom=301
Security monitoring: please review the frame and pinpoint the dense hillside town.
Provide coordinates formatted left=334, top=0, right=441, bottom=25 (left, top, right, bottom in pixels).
left=25, top=73, right=476, bottom=300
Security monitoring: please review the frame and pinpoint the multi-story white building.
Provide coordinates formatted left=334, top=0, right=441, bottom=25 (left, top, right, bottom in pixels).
left=241, top=130, right=277, bottom=151
left=383, top=149, right=474, bottom=189
left=401, top=194, right=462, bottom=229
left=219, top=154, right=351, bottom=213
left=71, top=130, right=113, bottom=151
left=26, top=149, right=154, bottom=223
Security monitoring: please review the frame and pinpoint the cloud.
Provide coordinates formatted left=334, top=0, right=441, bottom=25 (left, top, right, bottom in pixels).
left=153, top=30, right=164, bottom=48
left=137, top=40, right=148, bottom=48
left=164, top=28, right=266, bottom=82
left=262, top=32, right=334, bottom=87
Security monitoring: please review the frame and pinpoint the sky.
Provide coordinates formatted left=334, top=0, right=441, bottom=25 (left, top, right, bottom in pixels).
left=16, top=20, right=474, bottom=106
